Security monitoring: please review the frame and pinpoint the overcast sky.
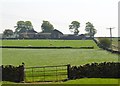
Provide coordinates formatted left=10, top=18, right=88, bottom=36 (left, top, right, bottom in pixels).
left=0, top=0, right=119, bottom=37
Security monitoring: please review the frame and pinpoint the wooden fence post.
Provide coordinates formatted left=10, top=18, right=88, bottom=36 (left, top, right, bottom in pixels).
left=67, top=64, right=71, bottom=80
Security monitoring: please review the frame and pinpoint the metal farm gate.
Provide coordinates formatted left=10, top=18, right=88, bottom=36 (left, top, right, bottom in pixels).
left=25, top=64, right=70, bottom=82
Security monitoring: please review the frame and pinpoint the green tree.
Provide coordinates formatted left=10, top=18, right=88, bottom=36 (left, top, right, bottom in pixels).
left=15, top=21, right=25, bottom=34
left=15, top=21, right=33, bottom=34
left=41, top=20, right=54, bottom=33
left=25, top=21, right=33, bottom=30
left=85, top=22, right=97, bottom=38
left=3, top=29, right=13, bottom=38
left=14, top=21, right=34, bottom=38
left=69, top=21, right=80, bottom=35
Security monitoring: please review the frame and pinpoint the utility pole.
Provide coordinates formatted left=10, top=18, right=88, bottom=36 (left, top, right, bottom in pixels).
left=106, top=27, right=115, bottom=49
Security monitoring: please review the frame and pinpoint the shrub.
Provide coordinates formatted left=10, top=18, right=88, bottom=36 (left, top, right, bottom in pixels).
left=69, top=62, right=120, bottom=79
left=98, top=38, right=111, bottom=48
left=2, top=64, right=24, bottom=82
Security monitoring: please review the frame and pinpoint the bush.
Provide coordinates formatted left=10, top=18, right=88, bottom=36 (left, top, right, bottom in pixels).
left=69, top=62, right=120, bottom=79
left=2, top=64, right=24, bottom=82
left=98, top=38, right=111, bottom=48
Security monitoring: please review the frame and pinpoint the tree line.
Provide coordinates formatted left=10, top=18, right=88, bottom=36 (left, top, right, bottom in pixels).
left=3, top=20, right=97, bottom=38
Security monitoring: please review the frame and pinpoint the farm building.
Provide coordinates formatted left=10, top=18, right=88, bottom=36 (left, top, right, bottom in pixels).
left=37, top=32, right=51, bottom=39
left=37, top=29, right=63, bottom=39
left=1, top=28, right=90, bottom=40
left=18, top=29, right=38, bottom=38
left=61, top=34, right=89, bottom=40
left=51, top=29, right=63, bottom=38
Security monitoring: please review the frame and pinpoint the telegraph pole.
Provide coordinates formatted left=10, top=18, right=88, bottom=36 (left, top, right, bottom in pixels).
left=106, top=27, right=115, bottom=49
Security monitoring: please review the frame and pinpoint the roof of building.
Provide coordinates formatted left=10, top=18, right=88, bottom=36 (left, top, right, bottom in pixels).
left=52, top=29, right=63, bottom=35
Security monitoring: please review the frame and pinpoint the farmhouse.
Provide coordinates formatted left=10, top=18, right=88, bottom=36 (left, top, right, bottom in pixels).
left=37, top=32, right=51, bottom=39
left=61, top=34, right=89, bottom=40
left=37, top=29, right=63, bottom=39
left=2, top=28, right=90, bottom=40
left=51, top=29, right=63, bottom=38
left=18, top=29, right=38, bottom=38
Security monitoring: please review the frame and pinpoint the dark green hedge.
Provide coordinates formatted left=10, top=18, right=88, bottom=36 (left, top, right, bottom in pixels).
left=1, top=46, right=94, bottom=49
left=2, top=64, right=24, bottom=82
left=93, top=38, right=120, bottom=54
left=69, top=62, right=120, bottom=79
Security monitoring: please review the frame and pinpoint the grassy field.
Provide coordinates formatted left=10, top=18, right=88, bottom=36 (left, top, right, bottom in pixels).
left=1, top=40, right=99, bottom=48
left=2, top=48, right=119, bottom=83
left=2, top=49, right=118, bottom=66
left=112, top=38, right=120, bottom=50
left=60, top=78, right=119, bottom=84
left=112, top=38, right=118, bottom=46
left=2, top=78, right=119, bottom=85
left=1, top=39, right=119, bottom=84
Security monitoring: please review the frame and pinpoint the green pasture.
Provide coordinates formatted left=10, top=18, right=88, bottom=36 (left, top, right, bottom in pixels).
left=2, top=48, right=119, bottom=83
left=1, top=40, right=99, bottom=49
left=2, top=78, right=120, bottom=85
left=1, top=39, right=119, bottom=84
left=112, top=38, right=118, bottom=45
left=111, top=37, right=119, bottom=50
left=2, top=49, right=118, bottom=66
left=61, top=78, right=119, bottom=84
left=2, top=48, right=119, bottom=84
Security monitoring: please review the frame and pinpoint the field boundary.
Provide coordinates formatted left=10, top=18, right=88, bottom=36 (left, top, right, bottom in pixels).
left=0, top=46, right=94, bottom=49
left=2, top=62, right=120, bottom=83
left=93, top=38, right=120, bottom=54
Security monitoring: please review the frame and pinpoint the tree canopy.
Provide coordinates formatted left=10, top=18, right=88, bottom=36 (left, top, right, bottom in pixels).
left=15, top=21, right=33, bottom=34
left=41, top=20, right=54, bottom=33
left=85, top=22, right=97, bottom=38
left=69, top=21, right=80, bottom=35
left=3, top=29, right=13, bottom=38
left=25, top=21, right=33, bottom=30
